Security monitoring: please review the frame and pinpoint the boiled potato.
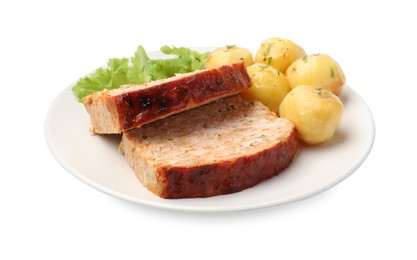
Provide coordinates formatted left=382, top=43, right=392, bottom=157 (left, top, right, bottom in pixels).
left=286, top=54, right=346, bottom=96
left=205, top=45, right=253, bottom=68
left=279, top=85, right=343, bottom=145
left=255, top=37, right=305, bottom=73
left=240, top=63, right=291, bottom=114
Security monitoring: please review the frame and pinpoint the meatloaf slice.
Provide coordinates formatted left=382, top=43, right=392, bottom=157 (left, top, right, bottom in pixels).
left=83, top=62, right=251, bottom=134
left=119, top=95, right=298, bottom=199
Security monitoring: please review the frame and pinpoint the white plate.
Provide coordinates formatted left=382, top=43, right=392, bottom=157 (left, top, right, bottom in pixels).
left=45, top=48, right=375, bottom=212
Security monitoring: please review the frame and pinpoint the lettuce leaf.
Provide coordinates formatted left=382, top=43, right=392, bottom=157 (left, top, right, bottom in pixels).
left=149, top=45, right=208, bottom=79
left=127, top=45, right=152, bottom=84
left=71, top=58, right=129, bottom=102
left=71, top=45, right=209, bottom=102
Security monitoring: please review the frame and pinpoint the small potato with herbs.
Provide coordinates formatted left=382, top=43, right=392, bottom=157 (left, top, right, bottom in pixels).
left=240, top=63, right=292, bottom=114
left=279, top=85, right=343, bottom=145
left=205, top=45, right=253, bottom=68
left=286, top=54, right=346, bottom=96
left=255, top=37, right=305, bottom=73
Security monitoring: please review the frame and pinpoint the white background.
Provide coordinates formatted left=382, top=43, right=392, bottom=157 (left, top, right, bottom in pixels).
left=1, top=0, right=416, bottom=259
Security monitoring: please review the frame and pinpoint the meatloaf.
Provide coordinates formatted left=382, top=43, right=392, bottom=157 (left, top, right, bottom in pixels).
left=83, top=62, right=251, bottom=134
left=119, top=95, right=298, bottom=199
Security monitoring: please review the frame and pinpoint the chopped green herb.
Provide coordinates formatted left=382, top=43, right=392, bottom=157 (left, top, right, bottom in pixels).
left=276, top=69, right=280, bottom=76
left=257, top=64, right=269, bottom=69
left=240, top=57, right=244, bottom=60
left=331, top=67, right=335, bottom=78
left=302, top=55, right=308, bottom=63
left=226, top=44, right=236, bottom=50
left=264, top=43, right=273, bottom=56
left=267, top=56, right=273, bottom=65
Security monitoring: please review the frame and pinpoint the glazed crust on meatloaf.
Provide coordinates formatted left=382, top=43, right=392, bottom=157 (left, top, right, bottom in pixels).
left=83, top=62, right=251, bottom=134
left=119, top=95, right=298, bottom=199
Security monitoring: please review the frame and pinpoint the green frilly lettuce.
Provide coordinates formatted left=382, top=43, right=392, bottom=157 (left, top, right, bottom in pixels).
left=72, top=45, right=209, bottom=102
